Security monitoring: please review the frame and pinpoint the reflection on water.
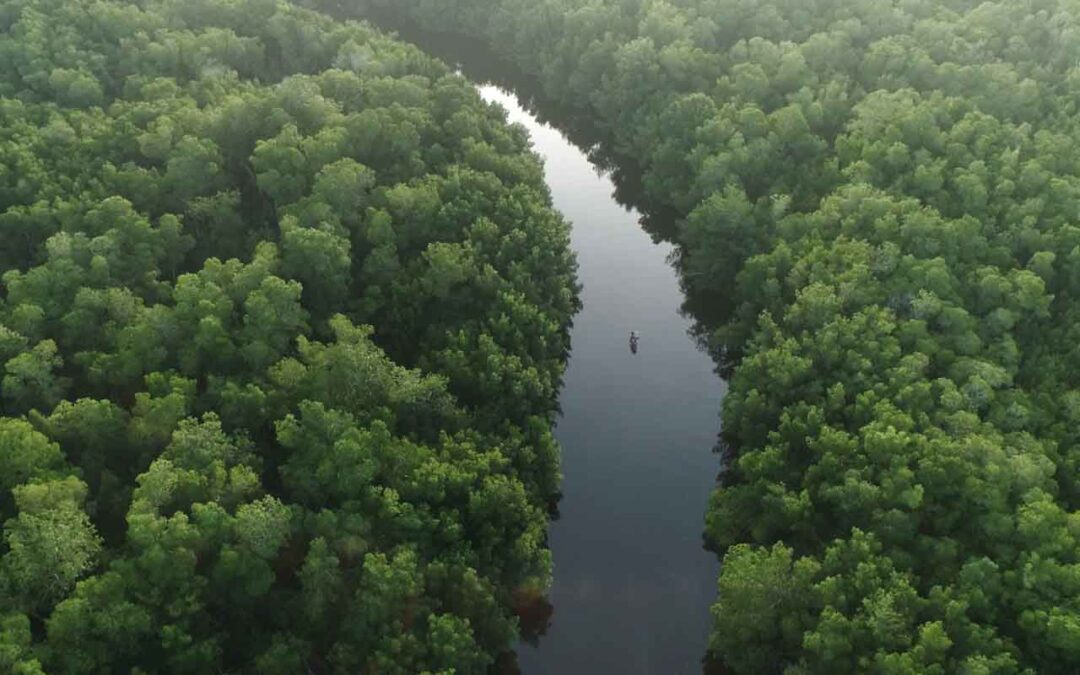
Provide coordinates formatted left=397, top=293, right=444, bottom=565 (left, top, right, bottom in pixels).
left=354, top=11, right=728, bottom=675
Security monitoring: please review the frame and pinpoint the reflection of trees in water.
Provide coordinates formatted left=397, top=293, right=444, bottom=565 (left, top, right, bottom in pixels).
left=491, top=591, right=554, bottom=674
left=516, top=589, right=556, bottom=646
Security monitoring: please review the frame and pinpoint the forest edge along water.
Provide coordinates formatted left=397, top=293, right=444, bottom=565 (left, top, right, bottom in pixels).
left=360, top=16, right=729, bottom=673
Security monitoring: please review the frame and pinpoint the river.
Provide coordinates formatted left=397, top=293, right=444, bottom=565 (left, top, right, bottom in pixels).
left=475, top=86, right=725, bottom=674
left=327, top=9, right=728, bottom=667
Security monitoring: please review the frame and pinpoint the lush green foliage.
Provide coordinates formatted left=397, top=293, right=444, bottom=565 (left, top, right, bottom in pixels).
left=321, top=0, right=1080, bottom=671
left=0, top=0, right=579, bottom=671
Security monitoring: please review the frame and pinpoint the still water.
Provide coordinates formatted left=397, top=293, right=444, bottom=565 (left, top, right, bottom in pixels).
left=476, top=86, right=725, bottom=673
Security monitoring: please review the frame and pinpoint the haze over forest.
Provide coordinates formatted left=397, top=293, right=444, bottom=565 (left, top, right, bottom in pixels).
left=3, top=0, right=1080, bottom=673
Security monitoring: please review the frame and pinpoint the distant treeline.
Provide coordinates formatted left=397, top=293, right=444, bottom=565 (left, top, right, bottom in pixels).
left=318, top=0, right=1080, bottom=672
left=0, top=0, right=579, bottom=672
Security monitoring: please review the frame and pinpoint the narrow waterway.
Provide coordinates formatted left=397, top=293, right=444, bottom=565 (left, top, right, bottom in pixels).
left=476, top=86, right=725, bottom=674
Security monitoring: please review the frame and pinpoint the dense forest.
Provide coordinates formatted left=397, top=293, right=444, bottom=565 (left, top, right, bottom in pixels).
left=0, top=0, right=580, bottom=672
left=308, top=0, right=1080, bottom=672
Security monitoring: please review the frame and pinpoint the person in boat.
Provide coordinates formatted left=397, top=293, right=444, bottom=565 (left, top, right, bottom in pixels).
left=629, top=330, right=639, bottom=354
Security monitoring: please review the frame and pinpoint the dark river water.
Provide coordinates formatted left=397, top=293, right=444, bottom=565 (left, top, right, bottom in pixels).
left=476, top=87, right=725, bottom=674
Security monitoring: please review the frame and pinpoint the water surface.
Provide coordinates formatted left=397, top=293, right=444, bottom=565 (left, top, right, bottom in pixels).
left=477, top=86, right=725, bottom=674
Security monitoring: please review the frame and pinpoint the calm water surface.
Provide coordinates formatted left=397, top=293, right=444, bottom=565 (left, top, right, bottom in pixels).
left=476, top=86, right=725, bottom=674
